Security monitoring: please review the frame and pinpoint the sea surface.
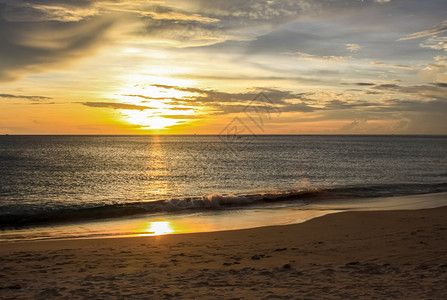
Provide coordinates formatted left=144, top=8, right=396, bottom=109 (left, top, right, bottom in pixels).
left=1, top=135, right=446, bottom=241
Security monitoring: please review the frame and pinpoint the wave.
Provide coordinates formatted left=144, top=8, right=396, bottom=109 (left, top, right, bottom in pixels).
left=1, top=182, right=447, bottom=229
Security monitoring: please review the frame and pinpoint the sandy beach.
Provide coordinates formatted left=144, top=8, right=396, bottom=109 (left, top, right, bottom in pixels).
left=1, top=206, right=446, bottom=299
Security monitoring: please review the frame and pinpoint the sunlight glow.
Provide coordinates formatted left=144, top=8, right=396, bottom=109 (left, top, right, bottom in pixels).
left=104, top=76, right=202, bottom=130
left=146, top=221, right=174, bottom=236
left=1, top=1, right=445, bottom=135
left=122, top=111, right=181, bottom=129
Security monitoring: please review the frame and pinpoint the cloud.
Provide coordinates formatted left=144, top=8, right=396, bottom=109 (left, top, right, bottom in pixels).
left=169, top=107, right=197, bottom=111
left=287, top=52, right=352, bottom=62
left=398, top=20, right=447, bottom=41
left=150, top=84, right=304, bottom=105
left=346, top=43, right=362, bottom=52
left=145, top=85, right=320, bottom=114
left=0, top=0, right=98, bottom=22
left=81, top=102, right=155, bottom=110
left=341, top=82, right=376, bottom=86
left=379, top=98, right=447, bottom=114
left=371, top=83, right=447, bottom=100
left=419, top=58, right=447, bottom=83
left=146, top=83, right=444, bottom=122
left=158, top=114, right=199, bottom=119
left=0, top=0, right=230, bottom=80
left=420, top=36, right=447, bottom=52
left=129, top=0, right=350, bottom=48
left=1, top=0, right=438, bottom=83
left=122, top=94, right=184, bottom=102
left=30, top=102, right=56, bottom=105
left=0, top=0, right=310, bottom=80
left=370, top=61, right=413, bottom=70
left=140, top=11, right=218, bottom=23
left=339, top=119, right=368, bottom=132
left=0, top=15, right=116, bottom=81
left=0, top=93, right=52, bottom=101
left=373, top=84, right=400, bottom=90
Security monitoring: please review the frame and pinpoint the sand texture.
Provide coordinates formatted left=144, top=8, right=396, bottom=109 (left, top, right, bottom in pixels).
left=1, top=207, right=447, bottom=299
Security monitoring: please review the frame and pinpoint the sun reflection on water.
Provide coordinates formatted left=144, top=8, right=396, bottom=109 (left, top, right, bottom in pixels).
left=145, top=135, right=171, bottom=197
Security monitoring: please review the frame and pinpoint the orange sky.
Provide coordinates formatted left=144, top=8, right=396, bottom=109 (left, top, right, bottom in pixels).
left=1, top=0, right=447, bottom=134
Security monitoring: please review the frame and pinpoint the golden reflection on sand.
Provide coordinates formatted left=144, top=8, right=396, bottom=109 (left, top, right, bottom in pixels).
left=135, top=219, right=215, bottom=237
left=142, top=221, right=174, bottom=236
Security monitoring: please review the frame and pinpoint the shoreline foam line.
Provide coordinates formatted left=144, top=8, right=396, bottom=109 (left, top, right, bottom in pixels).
left=2, top=183, right=447, bottom=230
left=1, top=192, right=446, bottom=243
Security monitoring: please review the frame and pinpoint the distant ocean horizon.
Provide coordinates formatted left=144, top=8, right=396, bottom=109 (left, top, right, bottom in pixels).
left=1, top=135, right=446, bottom=241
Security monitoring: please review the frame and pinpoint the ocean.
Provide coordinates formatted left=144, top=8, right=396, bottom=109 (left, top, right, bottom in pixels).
left=1, top=135, right=446, bottom=241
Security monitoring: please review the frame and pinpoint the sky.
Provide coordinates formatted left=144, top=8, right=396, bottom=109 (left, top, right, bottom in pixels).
left=1, top=0, right=446, bottom=135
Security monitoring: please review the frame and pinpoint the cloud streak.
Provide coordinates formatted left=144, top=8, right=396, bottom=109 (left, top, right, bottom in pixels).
left=288, top=52, right=352, bottom=62
left=81, top=102, right=156, bottom=110
left=346, top=43, right=362, bottom=52
left=398, top=20, right=447, bottom=41
left=0, top=93, right=52, bottom=101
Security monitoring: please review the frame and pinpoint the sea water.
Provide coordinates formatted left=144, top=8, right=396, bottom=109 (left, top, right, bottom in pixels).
left=1, top=135, right=446, bottom=241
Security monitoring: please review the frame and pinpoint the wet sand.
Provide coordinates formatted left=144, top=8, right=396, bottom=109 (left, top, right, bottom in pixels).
left=1, top=206, right=446, bottom=299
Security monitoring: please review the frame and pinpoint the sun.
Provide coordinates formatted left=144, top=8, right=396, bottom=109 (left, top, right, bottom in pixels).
left=123, top=111, right=181, bottom=130
left=107, top=77, right=201, bottom=131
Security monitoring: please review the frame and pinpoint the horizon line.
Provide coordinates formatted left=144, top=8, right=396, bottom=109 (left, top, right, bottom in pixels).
left=3, top=133, right=447, bottom=137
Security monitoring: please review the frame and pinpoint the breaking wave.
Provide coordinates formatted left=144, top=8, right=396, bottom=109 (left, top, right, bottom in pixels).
left=1, top=182, right=447, bottom=229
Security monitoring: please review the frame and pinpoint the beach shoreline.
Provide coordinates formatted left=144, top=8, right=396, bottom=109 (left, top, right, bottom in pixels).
left=1, top=205, right=446, bottom=299
left=2, top=192, right=447, bottom=243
